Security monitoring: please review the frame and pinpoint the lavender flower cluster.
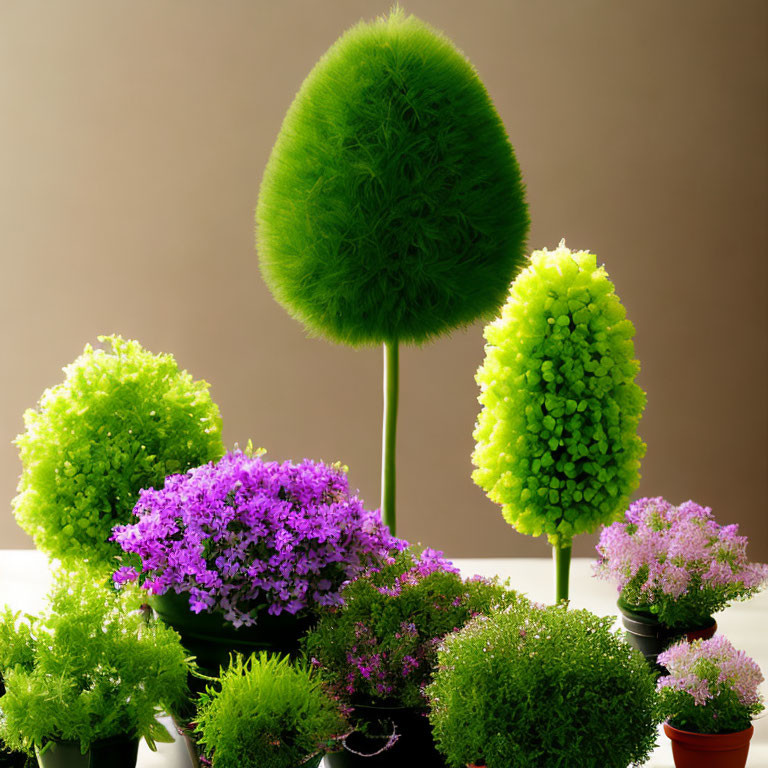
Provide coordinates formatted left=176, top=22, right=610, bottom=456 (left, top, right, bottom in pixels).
left=657, top=636, right=764, bottom=734
left=111, top=452, right=403, bottom=626
left=594, top=497, right=768, bottom=627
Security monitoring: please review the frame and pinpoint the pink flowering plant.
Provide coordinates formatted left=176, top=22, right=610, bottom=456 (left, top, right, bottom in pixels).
left=303, top=548, right=523, bottom=709
left=594, top=497, right=768, bottom=628
left=657, top=636, right=764, bottom=734
left=111, top=450, right=402, bottom=627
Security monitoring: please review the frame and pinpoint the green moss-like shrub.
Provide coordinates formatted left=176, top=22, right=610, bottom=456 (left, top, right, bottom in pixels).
left=194, top=653, right=348, bottom=768
left=427, top=603, right=660, bottom=768
left=304, top=548, right=523, bottom=709
left=473, top=241, right=646, bottom=599
left=13, top=335, right=225, bottom=564
left=0, top=569, right=190, bottom=755
left=257, top=8, right=528, bottom=346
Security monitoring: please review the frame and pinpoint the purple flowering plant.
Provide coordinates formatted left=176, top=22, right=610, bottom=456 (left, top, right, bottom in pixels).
left=111, top=450, right=402, bottom=627
left=594, top=497, right=768, bottom=628
left=303, top=548, right=522, bottom=709
left=657, top=636, right=764, bottom=734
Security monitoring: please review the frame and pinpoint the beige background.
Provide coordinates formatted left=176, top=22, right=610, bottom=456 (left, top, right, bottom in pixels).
left=0, top=0, right=766, bottom=562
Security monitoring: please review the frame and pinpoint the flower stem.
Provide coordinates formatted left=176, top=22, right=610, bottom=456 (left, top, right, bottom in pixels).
left=553, top=540, right=572, bottom=604
left=381, top=340, right=399, bottom=535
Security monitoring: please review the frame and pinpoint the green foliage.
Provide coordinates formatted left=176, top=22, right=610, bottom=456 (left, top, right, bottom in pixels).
left=304, top=549, right=523, bottom=708
left=427, top=604, right=660, bottom=768
left=13, top=335, right=225, bottom=564
left=473, top=242, right=646, bottom=546
left=257, top=8, right=528, bottom=346
left=194, top=653, right=347, bottom=768
left=0, top=569, right=190, bottom=755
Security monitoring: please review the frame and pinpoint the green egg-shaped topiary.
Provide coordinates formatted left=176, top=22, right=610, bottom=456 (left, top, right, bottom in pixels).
left=13, top=335, right=225, bottom=565
left=256, top=7, right=529, bottom=347
left=472, top=242, right=646, bottom=600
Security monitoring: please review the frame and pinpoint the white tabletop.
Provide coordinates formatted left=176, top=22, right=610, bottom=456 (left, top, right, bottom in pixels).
left=0, top=551, right=765, bottom=767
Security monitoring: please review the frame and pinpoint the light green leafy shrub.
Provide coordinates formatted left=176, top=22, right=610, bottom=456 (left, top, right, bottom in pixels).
left=194, top=653, right=348, bottom=768
left=0, top=569, right=191, bottom=755
left=427, top=603, right=660, bottom=768
left=13, top=335, right=224, bottom=564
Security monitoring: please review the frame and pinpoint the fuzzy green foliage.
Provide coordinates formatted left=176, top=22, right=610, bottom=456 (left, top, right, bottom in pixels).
left=427, top=603, right=660, bottom=768
left=473, top=242, right=646, bottom=546
left=0, top=569, right=190, bottom=755
left=13, top=335, right=225, bottom=564
left=303, top=549, right=524, bottom=708
left=194, top=653, right=347, bottom=768
left=257, top=8, right=529, bottom=347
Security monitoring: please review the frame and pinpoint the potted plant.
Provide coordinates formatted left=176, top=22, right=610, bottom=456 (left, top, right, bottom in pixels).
left=426, top=602, right=660, bottom=768
left=472, top=241, right=646, bottom=602
left=194, top=652, right=349, bottom=768
left=657, top=636, right=764, bottom=768
left=0, top=568, right=190, bottom=768
left=13, top=335, right=224, bottom=567
left=112, top=449, right=402, bottom=675
left=256, top=7, right=529, bottom=536
left=0, top=623, right=33, bottom=768
left=594, top=497, right=768, bottom=665
left=304, top=548, right=523, bottom=766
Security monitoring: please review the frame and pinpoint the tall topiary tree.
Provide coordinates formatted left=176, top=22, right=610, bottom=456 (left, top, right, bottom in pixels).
left=13, top=335, right=225, bottom=566
left=256, top=8, right=529, bottom=535
left=472, top=241, right=646, bottom=602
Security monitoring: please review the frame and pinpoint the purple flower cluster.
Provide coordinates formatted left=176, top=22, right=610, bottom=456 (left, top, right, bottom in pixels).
left=342, top=618, right=444, bottom=699
left=111, top=452, right=403, bottom=626
left=375, top=547, right=459, bottom=597
left=304, top=548, right=518, bottom=709
left=593, top=497, right=768, bottom=626
left=657, top=636, right=764, bottom=733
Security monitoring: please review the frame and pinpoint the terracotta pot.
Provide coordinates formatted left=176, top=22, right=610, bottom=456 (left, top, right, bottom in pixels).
left=664, top=722, right=754, bottom=768
left=617, top=600, right=716, bottom=669
left=325, top=704, right=448, bottom=768
left=35, top=734, right=139, bottom=768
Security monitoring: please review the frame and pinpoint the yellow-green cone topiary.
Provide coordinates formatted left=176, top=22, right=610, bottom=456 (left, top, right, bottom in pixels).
left=472, top=242, right=646, bottom=601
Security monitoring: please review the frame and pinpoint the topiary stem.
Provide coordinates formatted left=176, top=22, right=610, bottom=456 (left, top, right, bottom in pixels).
left=553, top=541, right=572, bottom=603
left=381, top=340, right=399, bottom=535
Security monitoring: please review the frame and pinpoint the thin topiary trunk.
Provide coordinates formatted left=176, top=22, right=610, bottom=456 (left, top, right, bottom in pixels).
left=553, top=539, right=572, bottom=603
left=381, top=341, right=399, bottom=534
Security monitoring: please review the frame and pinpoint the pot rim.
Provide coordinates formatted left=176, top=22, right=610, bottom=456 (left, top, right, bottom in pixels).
left=617, top=599, right=716, bottom=632
left=663, top=721, right=754, bottom=749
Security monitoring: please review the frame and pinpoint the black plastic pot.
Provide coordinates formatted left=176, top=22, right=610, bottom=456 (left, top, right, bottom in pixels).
left=0, top=750, right=29, bottom=768
left=325, top=704, right=448, bottom=768
left=150, top=592, right=313, bottom=680
left=34, top=734, right=139, bottom=768
left=618, top=600, right=716, bottom=670
left=154, top=591, right=316, bottom=760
